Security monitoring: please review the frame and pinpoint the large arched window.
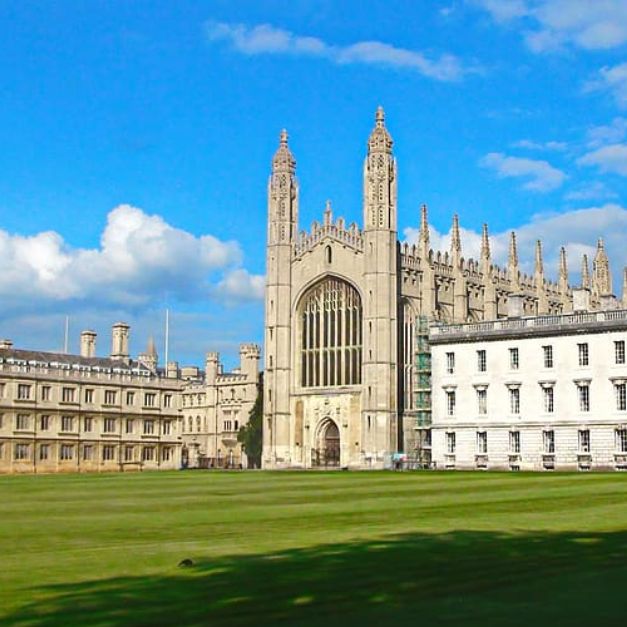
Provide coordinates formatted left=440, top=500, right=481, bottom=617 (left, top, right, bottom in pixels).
left=300, top=277, right=362, bottom=387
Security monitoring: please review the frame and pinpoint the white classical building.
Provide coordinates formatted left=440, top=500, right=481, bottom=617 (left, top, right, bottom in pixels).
left=430, top=303, right=627, bottom=471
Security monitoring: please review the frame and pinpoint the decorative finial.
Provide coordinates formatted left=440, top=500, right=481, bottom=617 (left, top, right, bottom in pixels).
left=376, top=106, right=385, bottom=127
left=279, top=129, right=288, bottom=145
left=480, top=223, right=491, bottom=260
left=324, top=199, right=332, bottom=225
left=559, top=246, right=568, bottom=286
left=419, top=204, right=430, bottom=251
left=534, top=240, right=544, bottom=276
left=581, top=254, right=591, bottom=289
left=451, top=214, right=461, bottom=255
left=508, top=231, right=519, bottom=268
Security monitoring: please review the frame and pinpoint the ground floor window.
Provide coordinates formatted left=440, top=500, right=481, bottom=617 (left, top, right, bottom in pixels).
left=446, top=432, right=456, bottom=454
left=509, top=431, right=520, bottom=454
left=476, top=431, right=487, bottom=454
left=162, top=447, right=172, bottom=462
left=82, top=445, right=93, bottom=461
left=60, top=444, right=74, bottom=460
left=616, top=429, right=627, bottom=453
left=579, top=429, right=591, bottom=453
left=102, top=445, right=116, bottom=461
left=124, top=446, right=134, bottom=462
left=39, top=444, right=50, bottom=461
left=142, top=446, right=155, bottom=462
left=14, top=443, right=30, bottom=460
left=543, top=430, right=555, bottom=454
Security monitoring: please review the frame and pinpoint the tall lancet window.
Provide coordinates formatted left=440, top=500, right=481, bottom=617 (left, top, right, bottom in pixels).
left=300, top=278, right=362, bottom=387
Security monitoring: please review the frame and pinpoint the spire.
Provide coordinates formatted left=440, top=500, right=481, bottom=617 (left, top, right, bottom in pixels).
left=367, top=106, right=393, bottom=155
left=375, top=105, right=385, bottom=128
left=508, top=232, right=519, bottom=268
left=324, top=199, right=333, bottom=226
left=534, top=240, right=544, bottom=276
left=581, top=254, right=591, bottom=289
left=558, top=246, right=568, bottom=291
left=450, top=214, right=462, bottom=267
left=480, top=223, right=491, bottom=261
left=272, top=128, right=295, bottom=174
left=419, top=204, right=430, bottom=254
left=508, top=231, right=520, bottom=289
left=147, top=335, right=157, bottom=357
left=593, top=237, right=612, bottom=296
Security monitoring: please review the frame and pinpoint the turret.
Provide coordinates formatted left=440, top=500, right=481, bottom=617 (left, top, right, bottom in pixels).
left=592, top=238, right=612, bottom=296
left=138, top=336, right=158, bottom=373
left=239, top=343, right=261, bottom=381
left=558, top=247, right=568, bottom=293
left=450, top=214, right=461, bottom=268
left=534, top=240, right=549, bottom=314
left=205, top=352, right=219, bottom=385
left=418, top=204, right=430, bottom=257
left=581, top=254, right=591, bottom=289
left=508, top=232, right=520, bottom=291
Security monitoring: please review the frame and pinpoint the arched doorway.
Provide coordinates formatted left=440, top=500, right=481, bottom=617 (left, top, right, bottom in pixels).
left=312, top=419, right=340, bottom=468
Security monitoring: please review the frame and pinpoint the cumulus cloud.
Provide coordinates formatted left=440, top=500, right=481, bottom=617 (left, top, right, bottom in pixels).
left=585, top=63, right=627, bottom=109
left=474, top=0, right=627, bottom=52
left=564, top=181, right=618, bottom=201
left=403, top=203, right=627, bottom=287
left=0, top=204, right=264, bottom=314
left=512, top=139, right=567, bottom=152
left=480, top=152, right=567, bottom=191
left=215, top=268, right=265, bottom=304
left=578, top=144, right=627, bottom=176
left=205, top=20, right=473, bottom=82
left=586, top=117, right=627, bottom=147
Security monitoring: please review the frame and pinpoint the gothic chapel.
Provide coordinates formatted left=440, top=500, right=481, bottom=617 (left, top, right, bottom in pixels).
left=262, top=108, right=624, bottom=469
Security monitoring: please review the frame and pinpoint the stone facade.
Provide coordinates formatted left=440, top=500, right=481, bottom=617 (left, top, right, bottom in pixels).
left=181, top=344, right=261, bottom=468
left=430, top=309, right=627, bottom=471
left=0, top=325, right=260, bottom=474
left=262, top=108, right=627, bottom=469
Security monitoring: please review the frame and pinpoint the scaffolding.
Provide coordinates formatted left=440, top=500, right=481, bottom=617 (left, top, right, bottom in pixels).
left=414, top=316, right=432, bottom=466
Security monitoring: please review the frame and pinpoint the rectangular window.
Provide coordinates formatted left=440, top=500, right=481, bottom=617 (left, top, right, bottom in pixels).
left=124, top=446, right=134, bottom=462
left=103, top=418, right=116, bottom=433
left=477, top=349, right=487, bottom=372
left=60, top=444, right=74, bottom=460
left=446, top=432, right=456, bottom=454
left=0, top=413, right=3, bottom=428
left=0, top=382, right=5, bottom=398
left=543, top=345, right=553, bottom=369
left=164, top=394, right=172, bottom=408
left=104, top=390, right=117, bottom=405
left=143, top=419, right=155, bottom=435
left=84, top=388, right=94, bottom=404
left=102, top=445, right=115, bottom=461
left=615, top=383, right=626, bottom=411
left=61, top=387, right=75, bottom=403
left=142, top=446, right=155, bottom=462
left=579, top=429, right=591, bottom=453
left=543, top=430, right=555, bottom=454
left=83, top=417, right=93, bottom=432
left=162, top=447, right=172, bottom=462
left=61, top=416, right=74, bottom=432
left=41, top=385, right=50, bottom=401
left=509, top=388, right=520, bottom=415
left=445, top=352, right=455, bottom=375
left=126, top=391, right=135, bottom=405
left=223, top=420, right=232, bottom=432
left=509, top=348, right=519, bottom=370
left=476, top=388, right=487, bottom=415
left=578, top=384, right=590, bottom=412
left=16, top=414, right=29, bottom=430
left=125, top=418, right=134, bottom=434
left=615, top=340, right=626, bottom=365
left=39, top=444, right=49, bottom=461
left=617, top=429, right=627, bottom=453
left=578, top=343, right=589, bottom=367
left=446, top=390, right=456, bottom=416
left=17, top=384, right=31, bottom=400
left=543, top=387, right=554, bottom=413
left=509, top=431, right=520, bottom=453
left=39, top=415, right=50, bottom=431
left=144, top=392, right=156, bottom=407
left=82, top=445, right=93, bottom=461
left=14, top=443, right=30, bottom=460
left=163, top=420, right=172, bottom=435
left=476, top=431, right=487, bottom=454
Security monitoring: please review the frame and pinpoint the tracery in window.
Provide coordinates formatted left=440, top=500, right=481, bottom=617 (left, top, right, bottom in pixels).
left=300, top=278, right=362, bottom=387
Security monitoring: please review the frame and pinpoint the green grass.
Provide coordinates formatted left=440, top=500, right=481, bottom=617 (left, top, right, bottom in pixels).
left=1, top=471, right=627, bottom=626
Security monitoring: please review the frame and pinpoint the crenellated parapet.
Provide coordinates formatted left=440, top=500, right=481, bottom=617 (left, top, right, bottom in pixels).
left=293, top=203, right=364, bottom=258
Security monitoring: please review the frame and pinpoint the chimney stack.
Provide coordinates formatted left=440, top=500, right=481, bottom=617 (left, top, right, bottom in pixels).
left=111, top=322, right=130, bottom=362
left=80, top=330, right=97, bottom=358
left=0, top=339, right=13, bottom=350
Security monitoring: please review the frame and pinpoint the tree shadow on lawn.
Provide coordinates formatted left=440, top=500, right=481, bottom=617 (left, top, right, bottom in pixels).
left=7, top=529, right=627, bottom=627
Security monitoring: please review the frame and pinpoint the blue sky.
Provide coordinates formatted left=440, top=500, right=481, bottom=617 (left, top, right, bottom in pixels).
left=0, top=0, right=626, bottom=368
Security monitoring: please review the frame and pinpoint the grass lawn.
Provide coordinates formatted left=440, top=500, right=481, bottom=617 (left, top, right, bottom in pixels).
left=1, top=471, right=627, bottom=626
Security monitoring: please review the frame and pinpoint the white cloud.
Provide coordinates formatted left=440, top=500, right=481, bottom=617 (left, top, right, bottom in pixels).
left=578, top=144, right=627, bottom=176
left=564, top=181, right=617, bottom=201
left=403, top=203, right=627, bottom=287
left=512, top=139, right=568, bottom=151
left=205, top=21, right=472, bottom=82
left=0, top=204, right=264, bottom=314
left=586, top=117, right=627, bottom=147
left=475, top=0, right=627, bottom=52
left=585, top=63, right=627, bottom=109
left=480, top=152, right=567, bottom=191
left=215, top=268, right=265, bottom=304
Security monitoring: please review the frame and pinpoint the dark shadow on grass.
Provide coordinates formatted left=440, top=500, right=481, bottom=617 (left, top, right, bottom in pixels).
left=6, top=530, right=627, bottom=627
